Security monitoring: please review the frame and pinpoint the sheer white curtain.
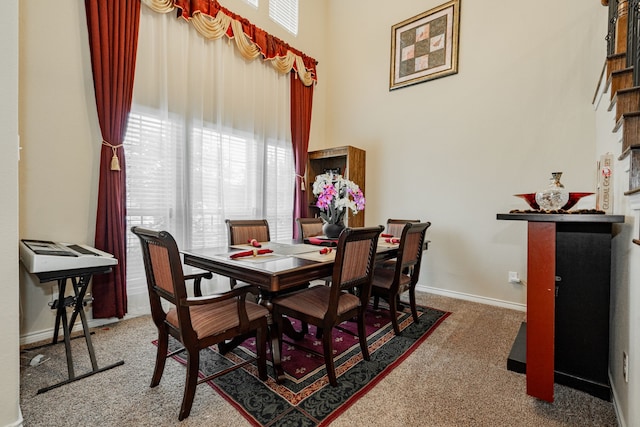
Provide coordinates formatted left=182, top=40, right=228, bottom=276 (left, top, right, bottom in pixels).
left=125, top=6, right=293, bottom=313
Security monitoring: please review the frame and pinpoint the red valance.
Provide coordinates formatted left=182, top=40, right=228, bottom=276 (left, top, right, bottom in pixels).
left=173, top=0, right=318, bottom=82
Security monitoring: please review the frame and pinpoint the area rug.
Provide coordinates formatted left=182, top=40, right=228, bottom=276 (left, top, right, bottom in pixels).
left=164, top=303, right=450, bottom=426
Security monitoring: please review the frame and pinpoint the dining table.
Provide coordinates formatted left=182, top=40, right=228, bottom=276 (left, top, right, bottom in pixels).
left=181, top=238, right=401, bottom=381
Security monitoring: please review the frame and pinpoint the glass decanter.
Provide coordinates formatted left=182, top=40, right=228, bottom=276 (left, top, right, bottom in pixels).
left=535, top=172, right=569, bottom=210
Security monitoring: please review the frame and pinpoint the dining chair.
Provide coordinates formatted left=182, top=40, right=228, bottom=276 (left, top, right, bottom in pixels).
left=226, top=218, right=309, bottom=335
left=379, top=218, right=421, bottom=270
left=182, top=265, right=213, bottom=297
left=297, top=217, right=332, bottom=286
left=385, top=218, right=421, bottom=237
left=226, top=219, right=271, bottom=246
left=131, top=227, right=269, bottom=421
left=371, top=222, right=431, bottom=335
left=225, top=219, right=271, bottom=289
left=297, top=217, right=324, bottom=239
left=271, top=225, right=384, bottom=386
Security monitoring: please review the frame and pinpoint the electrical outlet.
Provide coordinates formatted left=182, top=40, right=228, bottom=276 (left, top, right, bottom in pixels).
left=508, top=271, right=521, bottom=284
left=623, top=351, right=629, bottom=383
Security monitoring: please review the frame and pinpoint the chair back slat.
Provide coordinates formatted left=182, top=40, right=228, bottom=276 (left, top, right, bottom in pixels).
left=131, top=227, right=191, bottom=332
left=400, top=232, right=423, bottom=267
left=339, top=239, right=373, bottom=284
left=394, top=222, right=431, bottom=284
left=297, top=217, right=324, bottom=238
left=226, top=219, right=270, bottom=245
left=329, top=226, right=384, bottom=318
left=386, top=218, right=420, bottom=237
left=149, top=243, right=176, bottom=296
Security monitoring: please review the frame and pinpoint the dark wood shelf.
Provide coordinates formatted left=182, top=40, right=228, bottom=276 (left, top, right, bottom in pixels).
left=306, top=146, right=366, bottom=227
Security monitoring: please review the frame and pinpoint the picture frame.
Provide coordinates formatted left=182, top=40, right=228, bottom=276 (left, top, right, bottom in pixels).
left=389, top=0, right=460, bottom=90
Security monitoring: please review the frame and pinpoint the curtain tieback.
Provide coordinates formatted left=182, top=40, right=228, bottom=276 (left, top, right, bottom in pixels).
left=295, top=174, right=305, bottom=191
left=102, top=140, right=123, bottom=171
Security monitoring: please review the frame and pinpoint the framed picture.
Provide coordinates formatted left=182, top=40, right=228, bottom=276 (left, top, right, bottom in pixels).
left=389, top=0, right=460, bottom=90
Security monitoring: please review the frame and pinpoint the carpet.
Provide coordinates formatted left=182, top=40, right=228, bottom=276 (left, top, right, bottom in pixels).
left=165, top=302, right=450, bottom=426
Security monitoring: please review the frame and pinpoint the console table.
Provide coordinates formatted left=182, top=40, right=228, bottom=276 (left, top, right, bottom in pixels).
left=497, top=213, right=624, bottom=402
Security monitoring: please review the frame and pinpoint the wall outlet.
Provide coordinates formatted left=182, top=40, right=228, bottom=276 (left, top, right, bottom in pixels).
left=623, top=351, right=629, bottom=383
left=508, top=271, right=521, bottom=284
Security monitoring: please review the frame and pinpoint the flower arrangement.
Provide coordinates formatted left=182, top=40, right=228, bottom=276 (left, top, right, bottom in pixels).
left=312, top=173, right=365, bottom=225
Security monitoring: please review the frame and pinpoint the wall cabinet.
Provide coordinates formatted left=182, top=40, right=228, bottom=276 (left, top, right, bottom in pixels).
left=306, top=146, right=366, bottom=227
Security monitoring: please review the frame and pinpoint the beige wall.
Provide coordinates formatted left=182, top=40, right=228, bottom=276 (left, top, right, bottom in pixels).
left=1, top=0, right=21, bottom=424
left=18, top=0, right=328, bottom=341
left=324, top=0, right=607, bottom=305
left=16, top=0, right=637, bottom=425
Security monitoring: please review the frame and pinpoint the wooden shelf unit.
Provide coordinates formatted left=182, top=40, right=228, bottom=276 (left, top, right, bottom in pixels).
left=306, top=145, right=366, bottom=227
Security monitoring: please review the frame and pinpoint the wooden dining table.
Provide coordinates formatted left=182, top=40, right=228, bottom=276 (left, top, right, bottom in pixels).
left=181, top=239, right=401, bottom=381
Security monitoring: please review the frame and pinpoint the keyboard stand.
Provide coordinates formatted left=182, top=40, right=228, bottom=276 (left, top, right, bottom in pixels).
left=32, top=265, right=124, bottom=394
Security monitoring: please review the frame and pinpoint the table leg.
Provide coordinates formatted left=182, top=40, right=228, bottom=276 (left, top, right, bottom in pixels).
left=269, top=316, right=285, bottom=382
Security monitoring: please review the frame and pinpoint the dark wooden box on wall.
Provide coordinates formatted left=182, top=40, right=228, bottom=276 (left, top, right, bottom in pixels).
left=306, top=145, right=366, bottom=227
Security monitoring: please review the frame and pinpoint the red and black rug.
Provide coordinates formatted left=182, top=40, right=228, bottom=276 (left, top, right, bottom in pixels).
left=166, top=303, right=450, bottom=426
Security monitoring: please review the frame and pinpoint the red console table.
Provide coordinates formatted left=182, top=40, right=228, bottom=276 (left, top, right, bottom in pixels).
left=497, top=213, right=624, bottom=402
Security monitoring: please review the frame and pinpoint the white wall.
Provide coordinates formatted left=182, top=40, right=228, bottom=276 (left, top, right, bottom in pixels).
left=1, top=0, right=21, bottom=424
left=593, top=55, right=640, bottom=427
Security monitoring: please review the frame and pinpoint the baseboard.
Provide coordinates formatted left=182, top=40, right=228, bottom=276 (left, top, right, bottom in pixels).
left=20, top=317, right=120, bottom=347
left=610, top=376, right=626, bottom=427
left=416, top=285, right=526, bottom=312
left=21, top=285, right=525, bottom=345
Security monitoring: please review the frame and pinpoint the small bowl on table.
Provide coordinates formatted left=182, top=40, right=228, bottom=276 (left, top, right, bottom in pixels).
left=514, top=192, right=594, bottom=211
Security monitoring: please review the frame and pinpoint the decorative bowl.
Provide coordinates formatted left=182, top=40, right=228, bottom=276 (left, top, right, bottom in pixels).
left=514, top=192, right=594, bottom=210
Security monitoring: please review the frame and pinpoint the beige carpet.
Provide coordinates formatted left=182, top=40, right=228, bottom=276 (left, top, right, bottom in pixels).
left=19, top=293, right=617, bottom=426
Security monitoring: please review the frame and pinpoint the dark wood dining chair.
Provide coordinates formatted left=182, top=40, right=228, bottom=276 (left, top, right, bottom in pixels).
left=225, top=219, right=270, bottom=289
left=131, top=227, right=269, bottom=421
left=225, top=218, right=309, bottom=336
left=371, top=222, right=431, bottom=335
left=386, top=218, right=420, bottom=237
left=297, top=217, right=332, bottom=286
left=182, top=265, right=213, bottom=297
left=271, top=225, right=384, bottom=386
left=379, top=218, right=421, bottom=270
left=297, top=217, right=324, bottom=239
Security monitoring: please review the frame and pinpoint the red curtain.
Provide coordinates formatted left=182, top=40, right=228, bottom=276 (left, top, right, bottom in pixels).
left=291, top=74, right=314, bottom=238
left=85, top=0, right=140, bottom=318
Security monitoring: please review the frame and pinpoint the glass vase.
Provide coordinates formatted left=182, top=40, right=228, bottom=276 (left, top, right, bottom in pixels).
left=535, top=172, right=570, bottom=210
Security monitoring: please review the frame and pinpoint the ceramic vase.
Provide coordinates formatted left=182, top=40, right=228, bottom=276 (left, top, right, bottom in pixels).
left=323, top=222, right=345, bottom=239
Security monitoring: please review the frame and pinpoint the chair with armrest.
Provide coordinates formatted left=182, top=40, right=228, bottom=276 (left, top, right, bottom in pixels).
left=182, top=265, right=213, bottom=297
left=131, top=226, right=269, bottom=421
left=271, top=225, right=384, bottom=386
left=371, top=222, right=431, bottom=335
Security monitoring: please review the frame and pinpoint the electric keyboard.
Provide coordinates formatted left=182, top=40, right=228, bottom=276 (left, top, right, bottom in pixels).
left=19, top=239, right=118, bottom=273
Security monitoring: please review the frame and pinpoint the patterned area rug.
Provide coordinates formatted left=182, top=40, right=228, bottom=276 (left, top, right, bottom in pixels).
left=165, top=303, right=450, bottom=426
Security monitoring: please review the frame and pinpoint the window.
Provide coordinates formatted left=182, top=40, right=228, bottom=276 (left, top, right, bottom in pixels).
left=124, top=111, right=294, bottom=295
left=124, top=6, right=294, bottom=306
left=269, top=0, right=298, bottom=35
